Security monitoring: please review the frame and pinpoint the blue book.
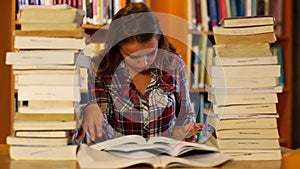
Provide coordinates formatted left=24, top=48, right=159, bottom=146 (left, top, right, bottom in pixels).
left=229, top=0, right=237, bottom=17
left=207, top=0, right=219, bottom=30
left=277, top=46, right=284, bottom=86
left=236, top=0, right=245, bottom=16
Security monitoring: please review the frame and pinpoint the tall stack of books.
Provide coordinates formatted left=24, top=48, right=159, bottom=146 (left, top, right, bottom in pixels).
left=5, top=4, right=86, bottom=160
left=205, top=16, right=283, bottom=161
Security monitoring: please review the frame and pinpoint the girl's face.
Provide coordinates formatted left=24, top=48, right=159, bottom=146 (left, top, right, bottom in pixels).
left=120, top=37, right=158, bottom=75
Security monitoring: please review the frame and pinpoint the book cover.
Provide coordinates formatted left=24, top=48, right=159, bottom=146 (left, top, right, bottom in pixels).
left=219, top=15, right=274, bottom=28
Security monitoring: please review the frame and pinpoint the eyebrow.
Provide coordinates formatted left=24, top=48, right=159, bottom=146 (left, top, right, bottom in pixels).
left=124, top=48, right=157, bottom=58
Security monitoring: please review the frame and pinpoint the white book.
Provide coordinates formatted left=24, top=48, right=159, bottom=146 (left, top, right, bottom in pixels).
left=15, top=130, right=71, bottom=138
left=18, top=86, right=81, bottom=101
left=215, top=139, right=280, bottom=150
left=220, top=149, right=281, bottom=161
left=10, top=145, right=77, bottom=160
left=13, top=69, right=76, bottom=75
left=215, top=128, right=280, bottom=139
left=12, top=64, right=77, bottom=70
left=6, top=136, right=71, bottom=146
left=14, top=36, right=86, bottom=50
left=208, top=93, right=278, bottom=106
left=213, top=25, right=274, bottom=35
left=212, top=103, right=277, bottom=115
left=213, top=56, right=278, bottom=66
left=13, top=120, right=77, bottom=130
left=6, top=50, right=78, bottom=65
left=205, top=85, right=283, bottom=95
left=18, top=106, right=75, bottom=114
left=17, top=74, right=81, bottom=86
left=208, top=65, right=280, bottom=78
left=209, top=77, right=278, bottom=88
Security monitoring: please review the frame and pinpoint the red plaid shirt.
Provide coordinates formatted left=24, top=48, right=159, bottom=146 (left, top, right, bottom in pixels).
left=87, top=52, right=195, bottom=139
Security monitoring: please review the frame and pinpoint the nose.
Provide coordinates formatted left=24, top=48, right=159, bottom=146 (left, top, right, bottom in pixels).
left=138, top=56, right=148, bottom=68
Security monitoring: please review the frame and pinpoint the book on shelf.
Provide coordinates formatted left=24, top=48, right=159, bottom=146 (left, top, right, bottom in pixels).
left=213, top=32, right=276, bottom=45
left=208, top=93, right=278, bottom=106
left=6, top=50, right=79, bottom=65
left=6, top=135, right=72, bottom=146
left=213, top=25, right=275, bottom=35
left=13, top=120, right=78, bottom=131
left=215, top=128, right=280, bottom=139
left=21, top=23, right=80, bottom=31
left=208, top=117, right=278, bottom=130
left=213, top=56, right=278, bottom=66
left=212, top=103, right=277, bottom=115
left=219, top=16, right=275, bottom=28
left=213, top=43, right=273, bottom=58
left=209, top=77, right=279, bottom=88
left=205, top=85, right=283, bottom=95
left=18, top=4, right=85, bottom=25
left=9, top=145, right=78, bottom=160
left=15, top=130, right=72, bottom=138
left=15, top=112, right=76, bottom=121
left=16, top=74, right=81, bottom=86
left=14, top=36, right=86, bottom=50
left=208, top=65, right=281, bottom=78
left=77, top=135, right=232, bottom=168
left=18, top=85, right=81, bottom=101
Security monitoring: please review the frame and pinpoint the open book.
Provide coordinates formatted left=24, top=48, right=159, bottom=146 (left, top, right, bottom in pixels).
left=77, top=135, right=232, bottom=168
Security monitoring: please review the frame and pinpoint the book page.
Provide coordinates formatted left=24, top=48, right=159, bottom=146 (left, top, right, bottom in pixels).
left=90, top=135, right=146, bottom=150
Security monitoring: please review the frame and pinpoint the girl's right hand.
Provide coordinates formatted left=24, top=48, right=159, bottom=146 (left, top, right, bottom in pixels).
left=76, top=103, right=104, bottom=142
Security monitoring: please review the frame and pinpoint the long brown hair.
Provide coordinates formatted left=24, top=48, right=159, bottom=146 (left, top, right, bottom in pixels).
left=91, top=2, right=176, bottom=76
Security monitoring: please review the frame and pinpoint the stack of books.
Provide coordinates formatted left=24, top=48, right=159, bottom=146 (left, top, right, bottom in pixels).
left=5, top=4, right=87, bottom=160
left=205, top=16, right=283, bottom=161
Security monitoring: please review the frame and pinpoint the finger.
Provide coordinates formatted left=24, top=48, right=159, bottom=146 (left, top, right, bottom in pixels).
left=76, top=128, right=86, bottom=141
left=95, top=120, right=103, bottom=138
left=88, top=124, right=96, bottom=142
left=185, top=135, right=197, bottom=142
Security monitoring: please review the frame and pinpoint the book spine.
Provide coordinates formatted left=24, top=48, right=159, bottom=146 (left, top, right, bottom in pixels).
left=207, top=0, right=219, bottom=30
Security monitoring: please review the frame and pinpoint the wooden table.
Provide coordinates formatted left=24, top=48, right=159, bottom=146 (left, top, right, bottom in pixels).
left=0, top=144, right=290, bottom=169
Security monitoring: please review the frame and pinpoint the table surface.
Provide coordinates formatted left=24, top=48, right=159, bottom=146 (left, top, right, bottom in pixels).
left=0, top=144, right=291, bottom=169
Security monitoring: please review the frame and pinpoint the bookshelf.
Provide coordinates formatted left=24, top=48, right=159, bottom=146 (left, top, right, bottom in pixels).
left=0, top=0, right=293, bottom=148
left=0, top=0, right=15, bottom=143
